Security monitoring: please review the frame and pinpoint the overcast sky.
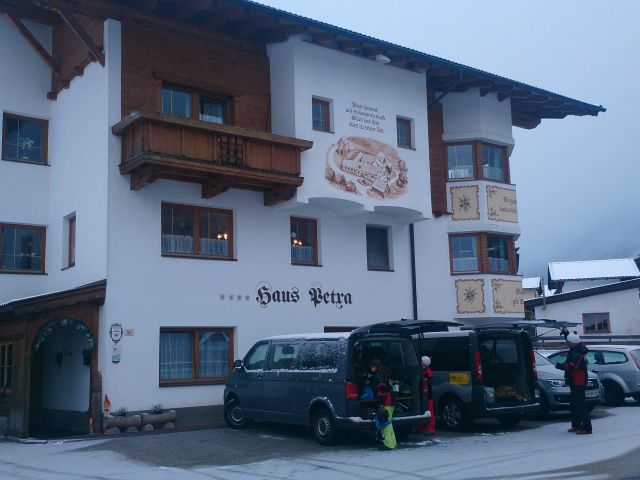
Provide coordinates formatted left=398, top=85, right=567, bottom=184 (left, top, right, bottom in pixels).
left=255, top=0, right=640, bottom=281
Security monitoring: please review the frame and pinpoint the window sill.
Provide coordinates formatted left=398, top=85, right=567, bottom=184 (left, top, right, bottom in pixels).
left=450, top=270, right=481, bottom=276
left=162, top=253, right=237, bottom=262
left=0, top=270, right=46, bottom=275
left=1, top=157, right=48, bottom=167
left=160, top=378, right=226, bottom=387
left=61, top=264, right=75, bottom=271
left=291, top=262, right=322, bottom=267
left=312, top=127, right=334, bottom=134
left=397, top=145, right=415, bottom=151
left=367, top=267, right=394, bottom=272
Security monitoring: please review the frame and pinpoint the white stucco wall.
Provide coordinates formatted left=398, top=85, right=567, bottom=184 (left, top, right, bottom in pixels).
left=560, top=279, right=623, bottom=293
left=441, top=88, right=514, bottom=149
left=534, top=288, right=640, bottom=335
left=268, top=37, right=432, bottom=219
left=0, top=17, right=52, bottom=302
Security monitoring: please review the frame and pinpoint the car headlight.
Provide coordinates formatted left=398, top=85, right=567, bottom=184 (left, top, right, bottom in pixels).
left=545, top=379, right=566, bottom=388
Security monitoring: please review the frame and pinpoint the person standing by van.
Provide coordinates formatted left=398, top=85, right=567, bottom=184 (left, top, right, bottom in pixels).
left=370, top=359, right=397, bottom=449
left=415, top=355, right=435, bottom=435
left=555, top=332, right=592, bottom=435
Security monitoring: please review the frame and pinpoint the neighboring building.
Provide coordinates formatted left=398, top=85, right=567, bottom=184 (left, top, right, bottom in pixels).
left=0, top=0, right=604, bottom=437
left=548, top=258, right=640, bottom=293
left=526, top=278, right=640, bottom=336
left=522, top=277, right=542, bottom=300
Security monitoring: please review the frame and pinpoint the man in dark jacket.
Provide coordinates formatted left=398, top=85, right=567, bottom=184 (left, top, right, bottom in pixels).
left=555, top=332, right=592, bottom=434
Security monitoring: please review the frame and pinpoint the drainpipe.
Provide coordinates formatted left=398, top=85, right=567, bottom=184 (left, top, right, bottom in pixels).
left=427, top=69, right=464, bottom=111
left=410, top=223, right=418, bottom=320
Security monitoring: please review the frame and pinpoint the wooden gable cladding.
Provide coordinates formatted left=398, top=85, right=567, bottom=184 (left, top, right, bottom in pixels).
left=112, top=111, right=312, bottom=205
left=427, top=91, right=448, bottom=216
left=121, top=19, right=270, bottom=131
left=49, top=12, right=104, bottom=99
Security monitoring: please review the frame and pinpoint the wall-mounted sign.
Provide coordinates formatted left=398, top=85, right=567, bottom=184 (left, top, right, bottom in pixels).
left=491, top=279, right=524, bottom=314
left=111, top=344, right=121, bottom=364
left=124, top=329, right=134, bottom=337
left=487, top=186, right=518, bottom=223
left=109, top=323, right=124, bottom=343
left=451, top=185, right=480, bottom=221
left=255, top=281, right=353, bottom=309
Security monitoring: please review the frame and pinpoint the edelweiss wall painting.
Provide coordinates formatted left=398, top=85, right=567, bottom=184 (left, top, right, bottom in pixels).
left=325, top=136, right=409, bottom=199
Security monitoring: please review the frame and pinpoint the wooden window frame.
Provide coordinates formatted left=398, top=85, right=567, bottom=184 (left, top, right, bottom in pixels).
left=448, top=233, right=516, bottom=275
left=0, top=342, right=12, bottom=392
left=2, top=113, right=49, bottom=165
left=449, top=233, right=481, bottom=274
left=582, top=313, right=611, bottom=333
left=445, top=141, right=510, bottom=184
left=161, top=83, right=232, bottom=125
left=396, top=116, right=413, bottom=149
left=159, top=327, right=234, bottom=387
left=161, top=203, right=234, bottom=260
left=366, top=224, right=392, bottom=271
left=290, top=216, right=319, bottom=266
left=0, top=222, right=46, bottom=274
left=312, top=97, right=331, bottom=133
left=67, top=214, right=76, bottom=268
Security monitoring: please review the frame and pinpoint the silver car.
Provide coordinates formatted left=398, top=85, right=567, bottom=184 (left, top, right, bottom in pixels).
left=534, top=352, right=602, bottom=415
left=547, top=345, right=640, bottom=406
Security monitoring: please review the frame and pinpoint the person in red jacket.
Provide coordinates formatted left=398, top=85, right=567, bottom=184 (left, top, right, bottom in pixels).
left=415, top=355, right=435, bottom=435
left=555, top=332, right=592, bottom=434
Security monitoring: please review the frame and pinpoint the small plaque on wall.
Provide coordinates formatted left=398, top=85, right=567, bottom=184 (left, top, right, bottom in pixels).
left=111, top=345, right=121, bottom=364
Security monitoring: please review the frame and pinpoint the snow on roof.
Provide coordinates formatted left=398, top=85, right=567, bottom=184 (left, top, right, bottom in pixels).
left=548, top=258, right=640, bottom=281
left=522, top=277, right=541, bottom=289
left=265, top=332, right=350, bottom=341
left=542, top=285, right=556, bottom=297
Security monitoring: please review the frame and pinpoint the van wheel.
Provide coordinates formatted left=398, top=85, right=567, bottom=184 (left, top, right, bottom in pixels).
left=312, top=408, right=337, bottom=445
left=439, top=397, right=467, bottom=431
left=497, top=415, right=521, bottom=427
left=603, top=381, right=625, bottom=406
left=224, top=398, right=251, bottom=429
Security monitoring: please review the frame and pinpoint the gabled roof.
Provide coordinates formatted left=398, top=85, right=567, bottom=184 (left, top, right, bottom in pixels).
left=522, top=277, right=542, bottom=289
left=548, top=258, right=640, bottom=281
left=0, top=0, right=606, bottom=129
left=525, top=278, right=640, bottom=307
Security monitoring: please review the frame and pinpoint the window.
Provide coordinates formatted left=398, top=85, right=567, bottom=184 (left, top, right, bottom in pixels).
left=199, top=95, right=227, bottom=124
left=582, top=313, right=611, bottom=333
left=450, top=235, right=479, bottom=272
left=396, top=117, right=413, bottom=148
left=161, top=86, right=192, bottom=118
left=446, top=142, right=509, bottom=183
left=447, top=144, right=474, bottom=180
left=161, top=203, right=233, bottom=259
left=366, top=225, right=391, bottom=271
left=449, top=233, right=515, bottom=274
left=244, top=342, right=269, bottom=371
left=161, top=84, right=230, bottom=124
left=267, top=342, right=299, bottom=370
left=0, top=343, right=12, bottom=391
left=0, top=223, right=45, bottom=273
left=483, top=144, right=505, bottom=182
left=298, top=341, right=339, bottom=370
left=487, top=235, right=509, bottom=273
left=159, top=328, right=233, bottom=385
left=312, top=98, right=331, bottom=132
left=290, top=217, right=318, bottom=265
left=2, top=113, right=48, bottom=164
left=66, top=214, right=76, bottom=268
left=420, top=337, right=470, bottom=371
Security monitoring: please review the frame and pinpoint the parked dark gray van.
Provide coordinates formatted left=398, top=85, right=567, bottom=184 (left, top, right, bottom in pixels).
left=418, top=326, right=539, bottom=430
left=224, top=324, right=432, bottom=445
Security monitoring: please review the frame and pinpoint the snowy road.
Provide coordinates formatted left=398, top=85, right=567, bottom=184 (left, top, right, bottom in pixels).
left=0, top=403, right=638, bottom=479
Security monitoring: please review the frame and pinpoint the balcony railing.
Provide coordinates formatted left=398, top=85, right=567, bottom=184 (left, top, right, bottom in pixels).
left=111, top=111, right=313, bottom=205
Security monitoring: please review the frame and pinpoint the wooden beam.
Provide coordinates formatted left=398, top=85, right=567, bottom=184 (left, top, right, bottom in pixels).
left=130, top=168, right=159, bottom=190
left=4, top=12, right=59, bottom=74
left=202, top=178, right=230, bottom=199
left=56, top=9, right=105, bottom=66
left=264, top=186, right=296, bottom=206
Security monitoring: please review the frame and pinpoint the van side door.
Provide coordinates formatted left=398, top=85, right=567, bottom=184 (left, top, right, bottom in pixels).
left=295, top=341, right=341, bottom=421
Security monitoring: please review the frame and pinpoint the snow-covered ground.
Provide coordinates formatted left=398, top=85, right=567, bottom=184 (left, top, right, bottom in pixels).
left=0, top=404, right=638, bottom=479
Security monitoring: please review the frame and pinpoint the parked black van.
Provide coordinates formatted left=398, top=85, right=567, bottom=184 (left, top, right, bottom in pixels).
left=224, top=324, right=433, bottom=445
left=418, top=325, right=539, bottom=430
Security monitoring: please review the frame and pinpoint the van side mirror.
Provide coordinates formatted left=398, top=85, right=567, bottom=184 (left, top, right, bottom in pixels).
left=233, top=359, right=244, bottom=371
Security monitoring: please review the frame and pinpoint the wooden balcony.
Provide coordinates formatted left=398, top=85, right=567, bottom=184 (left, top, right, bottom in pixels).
left=111, top=111, right=313, bottom=205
